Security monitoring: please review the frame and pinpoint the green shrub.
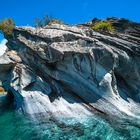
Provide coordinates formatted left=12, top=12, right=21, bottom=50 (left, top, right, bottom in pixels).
left=43, top=15, right=63, bottom=26
left=35, top=18, right=43, bottom=28
left=91, top=20, right=115, bottom=32
left=50, top=19, right=63, bottom=25
left=0, top=18, right=15, bottom=38
left=35, top=15, right=64, bottom=28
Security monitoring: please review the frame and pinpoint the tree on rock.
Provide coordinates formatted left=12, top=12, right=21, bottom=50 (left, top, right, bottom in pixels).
left=0, top=18, right=15, bottom=38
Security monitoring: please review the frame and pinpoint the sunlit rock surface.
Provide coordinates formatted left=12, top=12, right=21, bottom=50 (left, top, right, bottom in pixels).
left=0, top=18, right=140, bottom=123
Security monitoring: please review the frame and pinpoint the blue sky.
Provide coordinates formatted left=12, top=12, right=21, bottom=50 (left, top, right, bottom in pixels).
left=0, top=0, right=140, bottom=41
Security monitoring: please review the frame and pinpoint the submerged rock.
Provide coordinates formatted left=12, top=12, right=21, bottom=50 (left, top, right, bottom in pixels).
left=0, top=19, right=140, bottom=121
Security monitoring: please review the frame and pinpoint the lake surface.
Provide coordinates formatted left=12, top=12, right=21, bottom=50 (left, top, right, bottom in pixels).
left=0, top=106, right=140, bottom=140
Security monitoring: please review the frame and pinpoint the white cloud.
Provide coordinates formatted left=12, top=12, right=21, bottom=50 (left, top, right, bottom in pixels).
left=0, top=39, right=7, bottom=56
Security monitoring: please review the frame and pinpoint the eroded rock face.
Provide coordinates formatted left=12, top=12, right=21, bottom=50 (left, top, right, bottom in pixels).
left=0, top=20, right=140, bottom=120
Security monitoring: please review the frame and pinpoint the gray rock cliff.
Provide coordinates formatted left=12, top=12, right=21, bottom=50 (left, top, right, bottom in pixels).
left=0, top=18, right=140, bottom=121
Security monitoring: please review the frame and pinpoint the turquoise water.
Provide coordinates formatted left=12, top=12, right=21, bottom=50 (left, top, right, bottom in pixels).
left=0, top=107, right=140, bottom=140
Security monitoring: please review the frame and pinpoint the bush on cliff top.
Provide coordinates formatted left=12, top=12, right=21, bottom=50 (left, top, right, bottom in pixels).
left=91, top=20, right=115, bottom=32
left=35, top=18, right=43, bottom=28
left=35, top=15, right=63, bottom=28
left=0, top=18, right=15, bottom=38
left=43, top=15, right=63, bottom=25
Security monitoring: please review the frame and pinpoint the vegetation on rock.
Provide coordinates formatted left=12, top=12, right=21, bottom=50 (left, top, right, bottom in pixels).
left=35, top=18, right=43, bottom=28
left=91, top=20, right=115, bottom=32
left=35, top=15, right=63, bottom=28
left=0, top=18, right=15, bottom=38
left=43, top=15, right=63, bottom=25
left=0, top=87, right=6, bottom=93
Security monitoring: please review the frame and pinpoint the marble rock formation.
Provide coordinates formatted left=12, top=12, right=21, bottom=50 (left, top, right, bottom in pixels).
left=0, top=18, right=140, bottom=120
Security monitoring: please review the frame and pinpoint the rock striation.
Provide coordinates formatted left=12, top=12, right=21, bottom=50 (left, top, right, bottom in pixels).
left=0, top=18, right=140, bottom=121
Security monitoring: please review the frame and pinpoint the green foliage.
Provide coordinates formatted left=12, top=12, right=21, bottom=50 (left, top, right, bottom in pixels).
left=35, top=18, right=43, bottom=28
left=0, top=18, right=15, bottom=38
left=91, top=20, right=115, bottom=32
left=44, top=16, right=63, bottom=25
left=35, top=15, right=63, bottom=28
